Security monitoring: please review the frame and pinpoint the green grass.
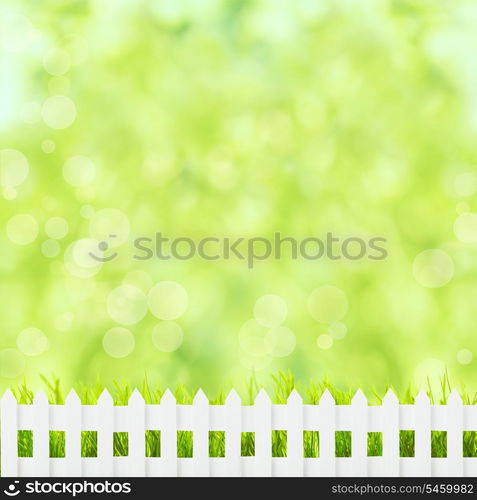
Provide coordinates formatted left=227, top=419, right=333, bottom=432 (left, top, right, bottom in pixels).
left=7, top=372, right=477, bottom=460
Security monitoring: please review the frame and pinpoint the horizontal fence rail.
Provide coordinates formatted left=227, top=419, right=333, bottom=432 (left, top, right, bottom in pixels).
left=1, top=388, right=476, bottom=477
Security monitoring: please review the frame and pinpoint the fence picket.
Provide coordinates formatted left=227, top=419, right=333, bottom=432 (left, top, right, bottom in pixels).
left=32, top=391, right=50, bottom=477
left=382, top=389, right=399, bottom=476
left=414, top=390, right=431, bottom=476
left=192, top=389, right=209, bottom=477
left=447, top=390, right=463, bottom=476
left=97, top=390, right=114, bottom=476
left=1, top=389, right=18, bottom=477
left=286, top=389, right=303, bottom=476
left=160, top=389, right=177, bottom=477
left=65, top=389, right=82, bottom=476
left=254, top=389, right=272, bottom=477
left=319, top=389, right=336, bottom=476
left=128, top=389, right=146, bottom=476
left=351, top=389, right=368, bottom=476
left=225, top=389, right=241, bottom=477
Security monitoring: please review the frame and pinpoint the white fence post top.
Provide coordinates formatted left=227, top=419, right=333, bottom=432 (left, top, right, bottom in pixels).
left=225, top=389, right=241, bottom=404
left=34, top=389, right=48, bottom=404
left=352, top=389, right=367, bottom=405
left=193, top=389, right=208, bottom=405
left=255, top=388, right=271, bottom=405
left=448, top=389, right=463, bottom=405
left=129, top=389, right=145, bottom=404
left=383, top=388, right=398, bottom=404
left=1, top=389, right=16, bottom=405
left=287, top=389, right=302, bottom=404
left=319, top=389, right=335, bottom=405
left=415, top=390, right=430, bottom=404
left=161, top=389, right=176, bottom=403
left=97, top=389, right=113, bottom=404
left=65, top=388, right=81, bottom=404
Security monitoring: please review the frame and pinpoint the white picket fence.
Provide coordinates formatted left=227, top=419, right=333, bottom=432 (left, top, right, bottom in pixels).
left=1, top=388, right=476, bottom=477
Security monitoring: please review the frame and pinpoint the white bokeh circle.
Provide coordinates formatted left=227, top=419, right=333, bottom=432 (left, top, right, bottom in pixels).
left=329, top=322, right=347, bottom=339
left=89, top=208, right=130, bottom=248
left=41, top=239, right=60, bottom=258
left=238, top=319, right=268, bottom=356
left=103, top=327, right=135, bottom=358
left=43, top=48, right=70, bottom=75
left=454, top=213, right=477, bottom=243
left=0, top=149, right=29, bottom=188
left=63, top=155, right=96, bottom=187
left=457, top=349, right=473, bottom=365
left=6, top=214, right=39, bottom=245
left=264, top=326, right=296, bottom=357
left=152, top=321, right=184, bottom=352
left=253, top=294, right=288, bottom=328
left=412, top=249, right=454, bottom=288
left=454, top=172, right=477, bottom=197
left=0, top=14, right=36, bottom=53
left=42, top=95, right=76, bottom=129
left=316, top=334, right=333, bottom=350
left=64, top=238, right=103, bottom=278
left=148, top=281, right=188, bottom=320
left=107, top=285, right=148, bottom=325
left=45, top=216, right=68, bottom=239
left=17, top=328, right=49, bottom=356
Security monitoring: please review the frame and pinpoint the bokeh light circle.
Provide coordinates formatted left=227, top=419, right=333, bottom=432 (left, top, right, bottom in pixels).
left=152, top=321, right=184, bottom=352
left=412, top=249, right=454, bottom=288
left=316, top=334, right=333, bottom=350
left=264, top=326, right=296, bottom=357
left=43, top=48, right=70, bottom=75
left=42, top=95, right=76, bottom=129
left=63, top=155, right=96, bottom=187
left=41, top=239, right=60, bottom=258
left=239, top=319, right=268, bottom=356
left=148, top=281, right=188, bottom=320
left=307, top=286, right=348, bottom=323
left=45, top=217, right=68, bottom=239
left=6, top=214, right=39, bottom=245
left=457, top=349, right=473, bottom=365
left=454, top=172, right=477, bottom=197
left=0, top=149, right=29, bottom=188
left=253, top=294, right=288, bottom=328
left=103, top=327, right=135, bottom=358
left=454, top=213, right=477, bottom=243
left=329, top=322, right=347, bottom=339
left=89, top=208, right=130, bottom=247
left=0, top=14, right=36, bottom=52
left=107, top=285, right=148, bottom=325
left=64, top=238, right=103, bottom=278
left=17, top=328, right=49, bottom=356
left=3, top=187, right=17, bottom=200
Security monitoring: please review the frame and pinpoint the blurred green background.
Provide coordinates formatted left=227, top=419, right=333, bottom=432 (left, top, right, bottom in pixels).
left=1, top=0, right=477, bottom=397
